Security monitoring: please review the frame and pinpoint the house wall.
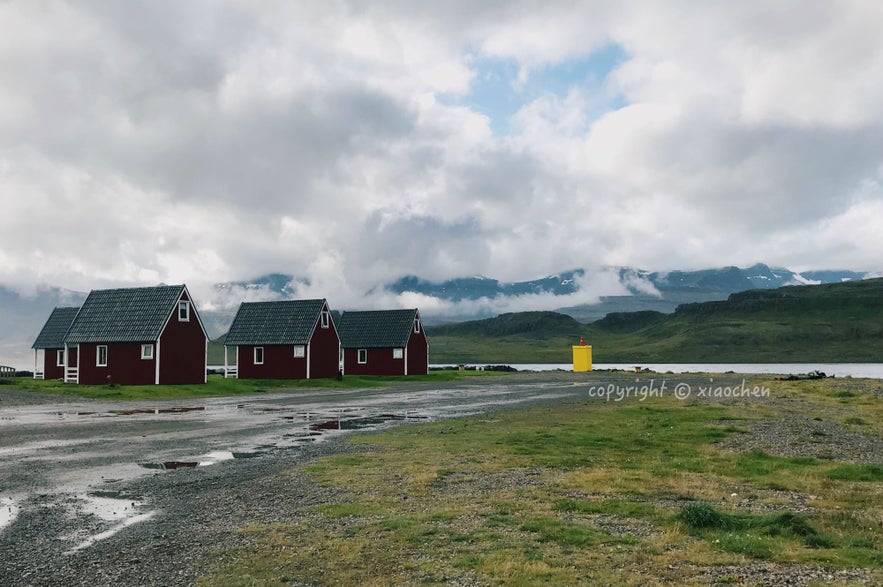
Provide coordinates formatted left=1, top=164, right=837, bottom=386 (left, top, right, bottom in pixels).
left=310, top=318, right=341, bottom=378
left=343, top=321, right=429, bottom=377
left=233, top=304, right=340, bottom=380
left=158, top=290, right=207, bottom=384
left=78, top=342, right=155, bottom=385
left=69, top=347, right=78, bottom=368
left=236, top=344, right=308, bottom=379
left=42, top=348, right=65, bottom=380
left=407, top=328, right=429, bottom=375
left=343, top=347, right=405, bottom=376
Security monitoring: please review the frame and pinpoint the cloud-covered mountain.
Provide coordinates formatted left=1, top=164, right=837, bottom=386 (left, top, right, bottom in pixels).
left=0, top=264, right=871, bottom=369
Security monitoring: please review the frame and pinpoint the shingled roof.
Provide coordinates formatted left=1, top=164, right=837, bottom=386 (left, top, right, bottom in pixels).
left=32, top=307, right=80, bottom=349
left=337, top=309, right=418, bottom=348
left=224, top=299, right=329, bottom=346
left=64, top=285, right=188, bottom=344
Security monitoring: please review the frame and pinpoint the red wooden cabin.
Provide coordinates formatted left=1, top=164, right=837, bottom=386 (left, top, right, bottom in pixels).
left=61, top=285, right=208, bottom=385
left=223, top=299, right=340, bottom=379
left=337, top=309, right=428, bottom=376
left=31, top=307, right=79, bottom=380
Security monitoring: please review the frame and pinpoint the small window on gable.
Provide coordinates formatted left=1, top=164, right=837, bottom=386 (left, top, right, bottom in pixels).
left=141, top=344, right=154, bottom=360
left=96, top=345, right=108, bottom=367
left=321, top=309, right=330, bottom=329
left=178, top=301, right=190, bottom=322
left=414, top=318, right=420, bottom=333
left=294, top=345, right=305, bottom=358
left=56, top=349, right=65, bottom=367
left=393, top=348, right=403, bottom=359
left=357, top=349, right=367, bottom=364
left=254, top=347, right=264, bottom=365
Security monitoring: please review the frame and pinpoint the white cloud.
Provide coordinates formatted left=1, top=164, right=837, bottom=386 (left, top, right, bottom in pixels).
left=0, top=0, right=881, bottom=314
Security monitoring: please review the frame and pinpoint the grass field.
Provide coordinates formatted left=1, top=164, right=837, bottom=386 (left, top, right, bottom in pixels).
left=3, top=370, right=501, bottom=401
left=200, top=376, right=883, bottom=586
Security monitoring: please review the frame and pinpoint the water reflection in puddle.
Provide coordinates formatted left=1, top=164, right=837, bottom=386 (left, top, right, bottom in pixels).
left=1, top=496, right=20, bottom=531
left=308, top=413, right=427, bottom=432
left=62, top=492, right=156, bottom=554
left=140, top=449, right=262, bottom=470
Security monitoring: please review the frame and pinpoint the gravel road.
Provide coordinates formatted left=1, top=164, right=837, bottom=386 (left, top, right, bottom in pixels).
left=1, top=371, right=880, bottom=586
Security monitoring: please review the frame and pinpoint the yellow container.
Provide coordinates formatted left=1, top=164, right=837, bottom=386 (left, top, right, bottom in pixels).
left=572, top=345, right=592, bottom=372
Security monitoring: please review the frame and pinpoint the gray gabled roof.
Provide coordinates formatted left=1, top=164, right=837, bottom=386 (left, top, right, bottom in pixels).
left=64, top=285, right=187, bottom=344
left=224, top=299, right=329, bottom=346
left=32, top=307, right=80, bottom=349
left=337, top=309, right=418, bottom=348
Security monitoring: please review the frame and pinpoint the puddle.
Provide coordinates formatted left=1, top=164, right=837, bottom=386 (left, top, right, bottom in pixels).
left=59, top=492, right=156, bottom=554
left=308, top=413, right=427, bottom=432
left=1, top=496, right=20, bottom=531
left=65, top=511, right=156, bottom=555
left=106, top=406, right=205, bottom=416
left=76, top=492, right=142, bottom=522
left=198, top=451, right=235, bottom=466
left=140, top=449, right=262, bottom=470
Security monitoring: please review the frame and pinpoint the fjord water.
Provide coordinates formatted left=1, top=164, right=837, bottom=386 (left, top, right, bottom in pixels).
left=436, top=363, right=883, bottom=379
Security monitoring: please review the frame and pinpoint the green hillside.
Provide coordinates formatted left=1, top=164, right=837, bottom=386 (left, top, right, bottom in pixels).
left=427, top=278, right=883, bottom=363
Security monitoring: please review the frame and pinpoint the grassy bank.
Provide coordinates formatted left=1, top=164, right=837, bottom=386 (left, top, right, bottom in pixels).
left=3, top=370, right=500, bottom=401
left=201, top=376, right=883, bottom=586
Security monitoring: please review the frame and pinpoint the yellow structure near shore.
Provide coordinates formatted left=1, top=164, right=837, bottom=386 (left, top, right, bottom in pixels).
left=572, top=340, right=592, bottom=372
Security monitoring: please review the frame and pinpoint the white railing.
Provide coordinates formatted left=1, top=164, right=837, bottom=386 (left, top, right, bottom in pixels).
left=33, top=370, right=45, bottom=380
left=224, top=365, right=238, bottom=379
left=65, top=367, right=79, bottom=383
left=0, top=366, right=15, bottom=382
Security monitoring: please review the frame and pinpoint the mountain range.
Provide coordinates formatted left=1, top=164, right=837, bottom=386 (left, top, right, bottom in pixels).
left=0, top=263, right=873, bottom=369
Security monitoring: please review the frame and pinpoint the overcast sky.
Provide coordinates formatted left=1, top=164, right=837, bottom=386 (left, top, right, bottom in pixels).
left=2, top=1, right=883, bottom=309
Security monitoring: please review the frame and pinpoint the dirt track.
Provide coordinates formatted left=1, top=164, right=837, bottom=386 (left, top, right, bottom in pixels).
left=1, top=372, right=616, bottom=586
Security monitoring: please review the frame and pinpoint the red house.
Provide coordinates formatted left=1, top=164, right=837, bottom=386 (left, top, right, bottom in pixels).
left=61, top=285, right=208, bottom=385
left=337, top=309, right=428, bottom=376
left=31, top=306, right=79, bottom=380
left=223, top=299, right=340, bottom=379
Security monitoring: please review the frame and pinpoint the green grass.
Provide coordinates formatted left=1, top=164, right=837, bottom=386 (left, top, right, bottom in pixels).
left=6, top=370, right=499, bottom=401
left=677, top=503, right=833, bottom=552
left=199, top=377, right=883, bottom=586
left=826, top=464, right=883, bottom=482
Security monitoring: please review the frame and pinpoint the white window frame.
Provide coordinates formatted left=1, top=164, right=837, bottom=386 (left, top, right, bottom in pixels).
left=56, top=349, right=65, bottom=367
left=96, top=345, right=108, bottom=367
left=178, top=301, right=190, bottom=322
left=254, top=346, right=264, bottom=365
left=320, top=310, right=330, bottom=329
left=414, top=318, right=420, bottom=333
left=392, top=348, right=404, bottom=359
left=141, top=344, right=154, bottom=360
left=294, top=345, right=305, bottom=358
left=357, top=349, right=367, bottom=364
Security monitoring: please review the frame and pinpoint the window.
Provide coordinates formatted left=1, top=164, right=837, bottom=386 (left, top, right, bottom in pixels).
left=254, top=347, right=264, bottom=365
left=357, top=349, right=367, bottom=364
left=320, top=310, right=330, bottom=329
left=96, top=345, right=108, bottom=367
left=294, top=345, right=305, bottom=358
left=141, top=344, right=154, bottom=360
left=414, top=318, right=420, bottom=333
left=178, top=301, right=190, bottom=322
left=393, top=348, right=403, bottom=359
left=56, top=349, right=65, bottom=367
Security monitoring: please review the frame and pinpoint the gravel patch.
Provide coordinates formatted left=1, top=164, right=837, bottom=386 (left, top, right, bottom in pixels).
left=717, top=413, right=883, bottom=463
left=695, top=561, right=873, bottom=586
left=0, top=438, right=360, bottom=587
